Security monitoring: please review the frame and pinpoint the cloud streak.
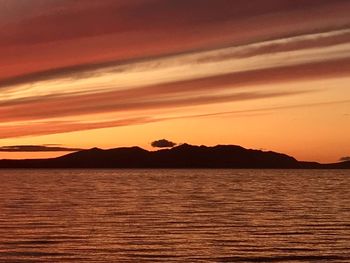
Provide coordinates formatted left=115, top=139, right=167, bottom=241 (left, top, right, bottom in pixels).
left=0, top=90, right=309, bottom=122
left=0, top=145, right=83, bottom=152
left=0, top=117, right=153, bottom=139
left=1, top=28, right=349, bottom=91
left=1, top=98, right=348, bottom=139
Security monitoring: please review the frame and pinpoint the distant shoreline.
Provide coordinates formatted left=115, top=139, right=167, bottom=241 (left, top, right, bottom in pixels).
left=0, top=144, right=349, bottom=169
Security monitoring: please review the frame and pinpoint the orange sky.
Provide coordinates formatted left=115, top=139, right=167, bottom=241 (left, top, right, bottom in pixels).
left=0, top=0, right=349, bottom=162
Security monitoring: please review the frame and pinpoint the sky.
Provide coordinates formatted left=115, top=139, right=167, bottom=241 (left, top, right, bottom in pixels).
left=0, top=0, right=349, bottom=162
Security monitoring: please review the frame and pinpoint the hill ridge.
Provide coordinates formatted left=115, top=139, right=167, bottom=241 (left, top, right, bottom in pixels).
left=0, top=144, right=349, bottom=169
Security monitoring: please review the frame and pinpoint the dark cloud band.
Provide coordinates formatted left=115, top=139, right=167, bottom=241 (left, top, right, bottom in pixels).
left=0, top=145, right=83, bottom=152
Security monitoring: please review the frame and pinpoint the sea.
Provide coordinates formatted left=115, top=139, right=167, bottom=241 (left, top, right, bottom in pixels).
left=0, top=169, right=349, bottom=262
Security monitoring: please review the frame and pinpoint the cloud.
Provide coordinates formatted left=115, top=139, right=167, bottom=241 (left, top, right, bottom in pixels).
left=1, top=27, right=349, bottom=122
left=1, top=0, right=349, bottom=83
left=0, top=145, right=83, bottom=152
left=0, top=0, right=349, bottom=140
left=0, top=98, right=349, bottom=139
left=170, top=99, right=350, bottom=120
left=1, top=28, right=350, bottom=91
left=339, top=156, right=350, bottom=162
left=0, top=89, right=309, bottom=122
left=151, top=139, right=177, bottom=148
left=3, top=0, right=346, bottom=47
left=0, top=117, right=153, bottom=139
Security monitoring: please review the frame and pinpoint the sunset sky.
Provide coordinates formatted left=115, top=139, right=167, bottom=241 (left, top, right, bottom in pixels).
left=0, top=0, right=349, bottom=162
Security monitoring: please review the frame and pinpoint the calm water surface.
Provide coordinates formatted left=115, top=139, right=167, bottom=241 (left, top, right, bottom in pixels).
left=0, top=169, right=349, bottom=262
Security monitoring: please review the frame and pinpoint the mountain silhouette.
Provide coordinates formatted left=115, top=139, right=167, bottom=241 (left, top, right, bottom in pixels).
left=0, top=144, right=349, bottom=169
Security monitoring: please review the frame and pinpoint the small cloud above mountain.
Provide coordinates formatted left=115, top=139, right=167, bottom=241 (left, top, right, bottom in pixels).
left=151, top=139, right=177, bottom=148
left=339, top=156, right=350, bottom=162
left=0, top=145, right=83, bottom=152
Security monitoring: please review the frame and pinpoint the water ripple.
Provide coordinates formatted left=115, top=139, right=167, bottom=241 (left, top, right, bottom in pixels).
left=0, top=169, right=349, bottom=262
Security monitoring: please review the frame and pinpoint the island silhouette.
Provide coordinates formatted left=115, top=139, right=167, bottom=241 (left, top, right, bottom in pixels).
left=0, top=144, right=349, bottom=169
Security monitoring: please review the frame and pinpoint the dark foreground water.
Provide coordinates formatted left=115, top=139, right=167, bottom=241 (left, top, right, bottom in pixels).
left=0, top=169, right=349, bottom=262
